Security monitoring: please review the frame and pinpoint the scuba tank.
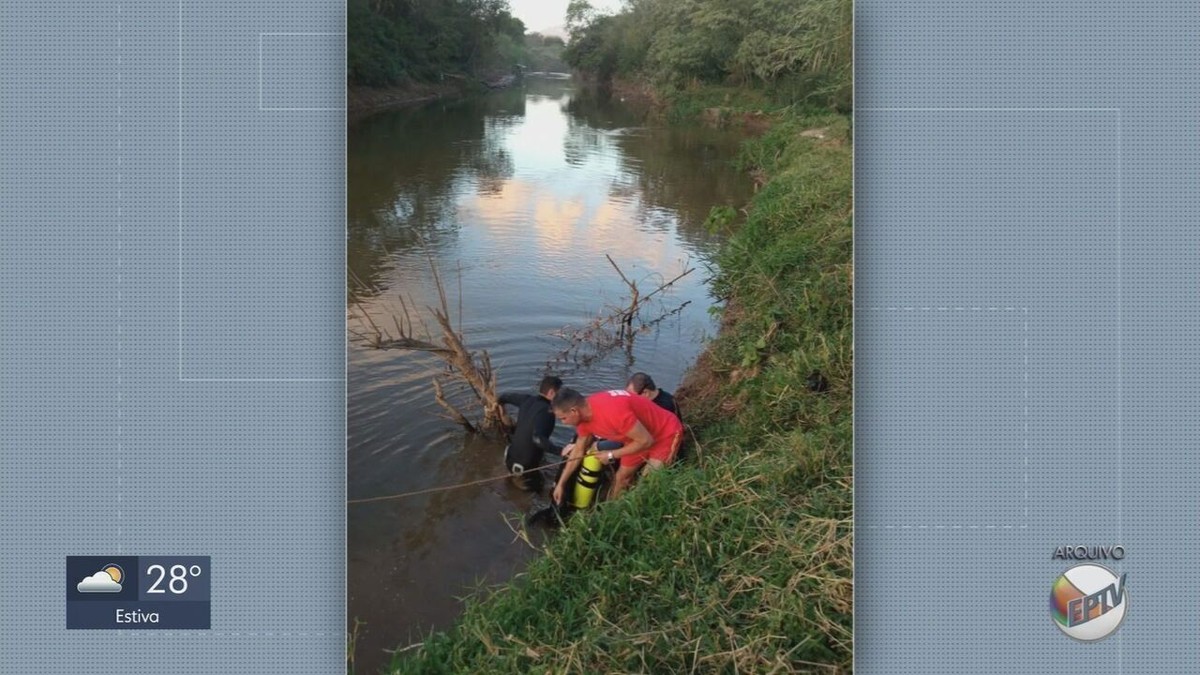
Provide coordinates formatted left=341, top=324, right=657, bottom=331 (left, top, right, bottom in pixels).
left=570, top=454, right=604, bottom=509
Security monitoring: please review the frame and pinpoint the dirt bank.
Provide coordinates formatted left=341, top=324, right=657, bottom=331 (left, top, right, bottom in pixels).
left=348, top=81, right=471, bottom=123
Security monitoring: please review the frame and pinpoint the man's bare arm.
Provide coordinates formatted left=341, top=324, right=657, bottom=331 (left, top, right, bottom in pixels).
left=609, top=420, right=653, bottom=460
left=553, top=433, right=594, bottom=502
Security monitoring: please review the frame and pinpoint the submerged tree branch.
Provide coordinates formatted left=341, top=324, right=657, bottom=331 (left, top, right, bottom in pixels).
left=349, top=252, right=513, bottom=435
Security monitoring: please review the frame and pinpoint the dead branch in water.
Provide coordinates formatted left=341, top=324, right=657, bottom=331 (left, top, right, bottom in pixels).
left=546, top=256, right=696, bottom=374
left=605, top=254, right=694, bottom=340
left=349, top=298, right=386, bottom=348
left=432, top=378, right=477, bottom=433
left=640, top=299, right=693, bottom=332
left=348, top=280, right=451, bottom=354
left=428, top=299, right=513, bottom=431
left=347, top=254, right=513, bottom=435
left=640, top=266, right=696, bottom=304
left=606, top=254, right=640, bottom=339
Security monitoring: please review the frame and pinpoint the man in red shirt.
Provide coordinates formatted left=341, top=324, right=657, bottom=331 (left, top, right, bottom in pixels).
left=550, top=387, right=684, bottom=503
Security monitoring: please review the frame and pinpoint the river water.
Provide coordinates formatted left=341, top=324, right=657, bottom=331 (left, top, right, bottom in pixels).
left=346, top=77, right=754, bottom=673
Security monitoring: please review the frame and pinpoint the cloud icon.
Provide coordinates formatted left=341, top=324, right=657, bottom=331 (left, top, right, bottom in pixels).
left=77, top=570, right=122, bottom=593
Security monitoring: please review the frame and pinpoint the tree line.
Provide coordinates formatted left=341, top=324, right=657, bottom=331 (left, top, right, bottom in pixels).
left=563, top=0, right=851, bottom=108
left=350, top=0, right=558, bottom=87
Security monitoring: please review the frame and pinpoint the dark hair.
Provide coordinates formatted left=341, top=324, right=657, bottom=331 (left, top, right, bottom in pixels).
left=627, top=372, right=656, bottom=395
left=539, top=375, right=563, bottom=395
left=552, top=388, right=586, bottom=411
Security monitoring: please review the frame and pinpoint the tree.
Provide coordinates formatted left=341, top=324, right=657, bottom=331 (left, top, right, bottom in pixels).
left=732, top=0, right=851, bottom=84
left=565, top=0, right=597, bottom=37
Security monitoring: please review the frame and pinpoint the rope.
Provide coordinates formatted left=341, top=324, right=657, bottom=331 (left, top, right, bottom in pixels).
left=349, top=424, right=703, bottom=505
left=347, top=462, right=562, bottom=505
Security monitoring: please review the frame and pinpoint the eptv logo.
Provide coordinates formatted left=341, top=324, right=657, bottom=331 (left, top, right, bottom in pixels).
left=1050, top=564, right=1128, bottom=641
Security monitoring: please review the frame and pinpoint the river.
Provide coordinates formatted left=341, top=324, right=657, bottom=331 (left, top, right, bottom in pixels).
left=346, top=76, right=754, bottom=673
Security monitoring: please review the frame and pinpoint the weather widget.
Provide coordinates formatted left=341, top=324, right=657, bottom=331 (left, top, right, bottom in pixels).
left=66, top=556, right=210, bottom=629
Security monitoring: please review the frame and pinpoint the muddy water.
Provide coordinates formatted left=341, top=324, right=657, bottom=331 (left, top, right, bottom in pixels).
left=347, top=77, right=754, bottom=673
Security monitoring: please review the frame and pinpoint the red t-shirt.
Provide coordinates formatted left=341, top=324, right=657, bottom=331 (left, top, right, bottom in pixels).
left=577, top=389, right=683, bottom=448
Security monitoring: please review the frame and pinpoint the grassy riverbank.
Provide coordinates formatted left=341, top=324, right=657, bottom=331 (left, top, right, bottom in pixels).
left=386, top=94, right=852, bottom=673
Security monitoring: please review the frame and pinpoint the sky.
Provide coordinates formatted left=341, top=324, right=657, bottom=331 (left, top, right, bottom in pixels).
left=507, top=0, right=625, bottom=34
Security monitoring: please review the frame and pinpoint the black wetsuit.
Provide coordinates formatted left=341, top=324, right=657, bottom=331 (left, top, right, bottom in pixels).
left=651, top=389, right=686, bottom=462
left=498, top=392, right=560, bottom=491
left=652, top=389, right=680, bottom=419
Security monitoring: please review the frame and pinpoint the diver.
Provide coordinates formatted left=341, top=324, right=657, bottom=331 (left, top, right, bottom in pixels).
left=497, top=376, right=562, bottom=492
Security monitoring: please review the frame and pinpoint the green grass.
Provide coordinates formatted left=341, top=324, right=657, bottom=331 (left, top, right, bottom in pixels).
left=386, top=108, right=852, bottom=675
left=659, top=84, right=780, bottom=123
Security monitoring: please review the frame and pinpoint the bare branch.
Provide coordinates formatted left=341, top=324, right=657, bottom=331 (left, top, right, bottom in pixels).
left=605, top=254, right=637, bottom=292
left=433, top=378, right=477, bottom=433
left=639, top=266, right=695, bottom=304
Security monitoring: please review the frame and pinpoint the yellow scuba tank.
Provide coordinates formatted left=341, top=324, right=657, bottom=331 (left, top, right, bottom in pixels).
left=570, top=454, right=604, bottom=509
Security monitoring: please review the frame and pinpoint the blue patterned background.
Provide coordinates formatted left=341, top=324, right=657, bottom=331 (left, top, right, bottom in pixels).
left=1, top=1, right=345, bottom=672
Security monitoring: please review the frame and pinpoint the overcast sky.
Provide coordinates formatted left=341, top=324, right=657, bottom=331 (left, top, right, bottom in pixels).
left=507, top=0, right=625, bottom=33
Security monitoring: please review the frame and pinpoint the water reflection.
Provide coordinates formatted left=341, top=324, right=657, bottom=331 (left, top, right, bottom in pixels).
left=347, top=77, right=754, bottom=674
left=347, top=89, right=528, bottom=298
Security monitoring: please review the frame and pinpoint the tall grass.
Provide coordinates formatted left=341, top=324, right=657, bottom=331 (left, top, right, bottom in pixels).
left=387, top=108, right=852, bottom=674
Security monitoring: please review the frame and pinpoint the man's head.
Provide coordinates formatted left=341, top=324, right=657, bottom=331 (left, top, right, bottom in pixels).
left=539, top=375, right=563, bottom=399
left=552, top=388, right=589, bottom=426
left=626, top=372, right=657, bottom=398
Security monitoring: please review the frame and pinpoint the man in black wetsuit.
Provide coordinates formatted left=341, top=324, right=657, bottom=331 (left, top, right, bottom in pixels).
left=498, top=376, right=562, bottom=492
left=626, top=372, right=680, bottom=420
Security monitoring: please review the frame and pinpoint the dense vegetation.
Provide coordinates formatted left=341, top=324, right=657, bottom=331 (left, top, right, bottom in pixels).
left=349, top=0, right=554, bottom=87
left=563, top=0, right=851, bottom=109
left=521, top=33, right=569, bottom=73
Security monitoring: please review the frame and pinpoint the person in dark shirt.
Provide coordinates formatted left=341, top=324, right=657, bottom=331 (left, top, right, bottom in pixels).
left=498, top=376, right=562, bottom=492
left=626, top=372, right=680, bottom=420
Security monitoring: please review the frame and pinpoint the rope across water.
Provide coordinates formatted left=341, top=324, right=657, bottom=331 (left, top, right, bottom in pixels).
left=347, top=425, right=701, bottom=505
left=346, top=463, right=562, bottom=505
